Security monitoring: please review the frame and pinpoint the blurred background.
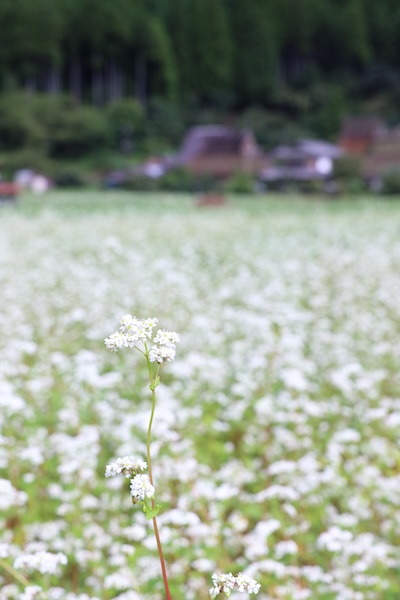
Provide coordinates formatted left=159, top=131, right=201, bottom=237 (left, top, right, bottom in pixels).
left=1, top=0, right=400, bottom=194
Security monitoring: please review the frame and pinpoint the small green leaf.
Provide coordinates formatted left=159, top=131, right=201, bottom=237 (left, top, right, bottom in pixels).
left=150, top=375, right=160, bottom=391
left=143, top=505, right=160, bottom=520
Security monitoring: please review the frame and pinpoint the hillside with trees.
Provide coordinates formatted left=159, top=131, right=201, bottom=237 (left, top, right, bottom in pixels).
left=0, top=0, right=400, bottom=180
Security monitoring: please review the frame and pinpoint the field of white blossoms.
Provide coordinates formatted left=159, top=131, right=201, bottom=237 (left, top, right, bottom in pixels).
left=1, top=191, right=400, bottom=600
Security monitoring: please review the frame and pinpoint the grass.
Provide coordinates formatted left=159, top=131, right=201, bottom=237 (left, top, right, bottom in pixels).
left=1, top=190, right=400, bottom=600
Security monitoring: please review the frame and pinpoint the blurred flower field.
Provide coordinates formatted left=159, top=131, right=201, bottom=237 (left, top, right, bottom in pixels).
left=1, top=192, right=400, bottom=600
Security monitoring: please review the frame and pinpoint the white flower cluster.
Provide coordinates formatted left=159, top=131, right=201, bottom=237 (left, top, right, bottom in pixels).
left=130, top=474, right=155, bottom=502
left=18, top=586, right=43, bottom=600
left=0, top=542, right=10, bottom=558
left=209, top=573, right=261, bottom=598
left=104, top=315, right=180, bottom=363
left=148, top=332, right=178, bottom=363
left=0, top=478, right=28, bottom=510
left=105, top=456, right=154, bottom=502
left=105, top=456, right=148, bottom=479
left=104, top=315, right=157, bottom=352
left=14, top=551, right=68, bottom=575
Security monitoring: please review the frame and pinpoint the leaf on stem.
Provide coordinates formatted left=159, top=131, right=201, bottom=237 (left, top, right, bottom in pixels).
left=143, top=504, right=161, bottom=520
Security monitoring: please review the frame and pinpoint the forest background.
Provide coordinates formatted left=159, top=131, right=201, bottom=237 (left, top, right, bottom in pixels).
left=0, top=0, right=400, bottom=183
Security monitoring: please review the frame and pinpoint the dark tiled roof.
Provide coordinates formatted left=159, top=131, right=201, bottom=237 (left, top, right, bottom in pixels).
left=176, top=125, right=261, bottom=163
left=340, top=117, right=386, bottom=138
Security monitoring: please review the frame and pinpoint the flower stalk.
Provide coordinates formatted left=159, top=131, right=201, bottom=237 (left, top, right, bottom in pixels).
left=105, top=316, right=179, bottom=599
left=146, top=359, right=172, bottom=600
left=0, top=557, right=31, bottom=587
left=104, top=315, right=260, bottom=600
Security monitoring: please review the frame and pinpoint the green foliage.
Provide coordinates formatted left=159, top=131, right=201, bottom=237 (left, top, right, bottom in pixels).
left=333, top=155, right=363, bottom=181
left=158, top=168, right=194, bottom=192
left=191, top=173, right=222, bottom=194
left=0, top=0, right=396, bottom=112
left=50, top=165, right=88, bottom=188
left=224, top=172, right=255, bottom=195
left=146, top=98, right=187, bottom=147
left=229, top=0, right=276, bottom=105
left=0, top=148, right=51, bottom=178
left=344, top=0, right=372, bottom=65
left=381, top=169, right=400, bottom=195
left=166, top=0, right=196, bottom=101
left=106, top=98, right=146, bottom=150
left=0, top=0, right=65, bottom=69
left=306, top=84, right=346, bottom=139
left=239, top=107, right=311, bottom=151
left=116, top=174, right=162, bottom=192
left=0, top=92, right=111, bottom=161
left=365, top=1, right=400, bottom=64
left=270, top=88, right=310, bottom=117
left=193, top=0, right=233, bottom=104
left=0, top=0, right=399, bottom=172
left=333, top=155, right=366, bottom=195
left=48, top=106, right=111, bottom=158
left=115, top=169, right=223, bottom=194
left=0, top=92, right=47, bottom=150
left=146, top=16, right=178, bottom=101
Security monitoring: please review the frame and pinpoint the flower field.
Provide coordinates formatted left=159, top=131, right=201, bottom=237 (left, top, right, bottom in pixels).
left=1, top=192, right=400, bottom=600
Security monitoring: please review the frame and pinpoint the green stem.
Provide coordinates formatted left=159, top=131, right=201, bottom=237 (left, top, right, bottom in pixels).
left=0, top=557, right=31, bottom=587
left=145, top=358, right=172, bottom=600
left=146, top=386, right=156, bottom=486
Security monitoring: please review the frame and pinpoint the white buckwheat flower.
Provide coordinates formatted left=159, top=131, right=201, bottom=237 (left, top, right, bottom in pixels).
left=105, top=316, right=179, bottom=361
left=120, top=315, right=158, bottom=340
left=148, top=344, right=177, bottom=363
left=14, top=551, right=68, bottom=575
left=105, top=456, right=147, bottom=478
left=104, top=331, right=128, bottom=352
left=210, top=572, right=260, bottom=598
left=234, top=573, right=261, bottom=594
left=143, top=317, right=159, bottom=332
left=210, top=573, right=236, bottom=598
left=149, top=329, right=180, bottom=363
left=19, top=585, right=43, bottom=600
left=130, top=474, right=155, bottom=501
left=153, top=329, right=180, bottom=346
left=0, top=542, right=10, bottom=558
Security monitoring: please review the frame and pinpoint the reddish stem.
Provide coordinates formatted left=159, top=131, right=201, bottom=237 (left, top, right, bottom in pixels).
left=146, top=374, right=172, bottom=600
left=152, top=515, right=173, bottom=600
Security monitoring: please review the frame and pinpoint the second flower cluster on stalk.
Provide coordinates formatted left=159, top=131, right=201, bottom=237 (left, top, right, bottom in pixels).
left=105, top=456, right=157, bottom=516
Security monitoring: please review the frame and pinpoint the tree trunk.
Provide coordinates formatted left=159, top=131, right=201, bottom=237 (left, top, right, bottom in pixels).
left=69, top=54, right=82, bottom=105
left=91, top=53, right=104, bottom=105
left=107, top=60, right=124, bottom=103
left=24, top=74, right=37, bottom=93
left=135, top=53, right=147, bottom=107
left=48, top=65, right=61, bottom=95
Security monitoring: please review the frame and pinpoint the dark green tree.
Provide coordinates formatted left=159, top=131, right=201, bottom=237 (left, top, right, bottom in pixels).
left=365, top=0, right=400, bottom=65
left=168, top=0, right=232, bottom=105
left=312, top=0, right=372, bottom=71
left=0, top=0, right=66, bottom=92
left=228, top=0, right=277, bottom=105
left=167, top=0, right=196, bottom=101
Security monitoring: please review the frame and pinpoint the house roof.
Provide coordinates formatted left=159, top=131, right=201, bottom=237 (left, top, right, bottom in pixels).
left=175, top=125, right=263, bottom=164
left=297, top=139, right=343, bottom=159
left=270, top=139, right=343, bottom=161
left=339, top=116, right=387, bottom=139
